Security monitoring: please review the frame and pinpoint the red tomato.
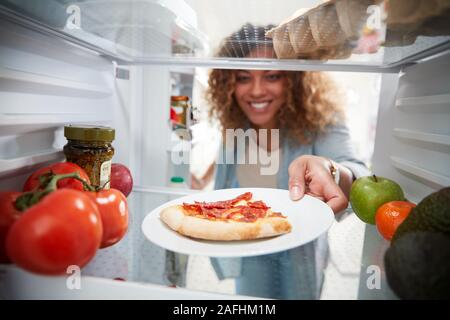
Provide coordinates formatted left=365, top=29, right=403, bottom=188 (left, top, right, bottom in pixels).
left=86, top=188, right=128, bottom=248
left=23, top=162, right=90, bottom=192
left=375, top=201, right=416, bottom=241
left=6, top=189, right=102, bottom=275
left=0, top=192, right=22, bottom=263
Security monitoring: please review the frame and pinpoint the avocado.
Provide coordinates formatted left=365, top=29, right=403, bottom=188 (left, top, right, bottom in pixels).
left=392, top=187, right=450, bottom=243
left=385, top=231, right=450, bottom=299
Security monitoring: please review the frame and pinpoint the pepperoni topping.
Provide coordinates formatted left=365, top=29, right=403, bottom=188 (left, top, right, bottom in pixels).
left=182, top=192, right=283, bottom=222
left=234, top=192, right=253, bottom=203
left=248, top=201, right=269, bottom=209
left=205, top=207, right=229, bottom=218
left=182, top=203, right=202, bottom=212
left=193, top=192, right=253, bottom=209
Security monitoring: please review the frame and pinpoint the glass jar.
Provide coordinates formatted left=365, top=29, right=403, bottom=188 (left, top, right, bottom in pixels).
left=170, top=95, right=190, bottom=129
left=63, top=125, right=115, bottom=189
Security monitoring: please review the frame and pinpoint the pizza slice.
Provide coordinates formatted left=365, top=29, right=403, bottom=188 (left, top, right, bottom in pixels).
left=160, top=192, right=292, bottom=241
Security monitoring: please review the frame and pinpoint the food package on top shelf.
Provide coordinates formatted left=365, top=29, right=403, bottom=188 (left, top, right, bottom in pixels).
left=342, top=0, right=386, bottom=54
left=265, top=23, right=297, bottom=59
left=266, top=1, right=353, bottom=60
left=310, top=43, right=353, bottom=60
left=308, top=1, right=347, bottom=48
left=306, top=1, right=358, bottom=59
left=418, top=6, right=450, bottom=37
left=384, top=0, right=450, bottom=47
left=386, top=0, right=450, bottom=31
left=286, top=8, right=318, bottom=56
left=335, top=0, right=378, bottom=40
left=353, top=27, right=385, bottom=54
left=383, top=28, right=418, bottom=47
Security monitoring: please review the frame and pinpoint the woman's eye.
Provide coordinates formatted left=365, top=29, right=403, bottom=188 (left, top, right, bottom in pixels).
left=265, top=74, right=282, bottom=81
left=236, top=75, right=251, bottom=83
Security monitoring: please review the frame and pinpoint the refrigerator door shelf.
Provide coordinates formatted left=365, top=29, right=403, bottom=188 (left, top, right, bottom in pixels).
left=0, top=149, right=64, bottom=179
left=0, top=264, right=259, bottom=300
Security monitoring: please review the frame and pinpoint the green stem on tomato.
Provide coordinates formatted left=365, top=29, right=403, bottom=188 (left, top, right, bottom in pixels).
left=37, top=171, right=54, bottom=189
left=14, top=172, right=96, bottom=212
left=14, top=192, right=36, bottom=211
left=372, top=174, right=378, bottom=183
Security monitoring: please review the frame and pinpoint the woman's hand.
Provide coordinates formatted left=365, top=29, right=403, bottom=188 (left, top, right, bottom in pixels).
left=190, top=174, right=204, bottom=190
left=190, top=163, right=216, bottom=190
left=288, top=155, right=350, bottom=213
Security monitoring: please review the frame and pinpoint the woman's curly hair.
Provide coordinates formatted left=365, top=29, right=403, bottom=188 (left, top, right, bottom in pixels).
left=206, top=23, right=345, bottom=144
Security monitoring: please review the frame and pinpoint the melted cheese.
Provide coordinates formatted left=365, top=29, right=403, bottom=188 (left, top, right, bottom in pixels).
left=234, top=199, right=249, bottom=206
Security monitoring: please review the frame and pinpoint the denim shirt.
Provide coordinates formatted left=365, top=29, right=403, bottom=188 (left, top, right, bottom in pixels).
left=211, top=124, right=369, bottom=299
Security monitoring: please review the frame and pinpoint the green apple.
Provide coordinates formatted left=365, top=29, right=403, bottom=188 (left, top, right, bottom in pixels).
left=350, top=175, right=405, bottom=224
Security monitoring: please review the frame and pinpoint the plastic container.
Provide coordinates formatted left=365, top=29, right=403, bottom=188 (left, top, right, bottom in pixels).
left=169, top=176, right=187, bottom=189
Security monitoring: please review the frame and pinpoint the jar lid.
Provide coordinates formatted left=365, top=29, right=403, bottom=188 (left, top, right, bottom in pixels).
left=170, top=176, right=184, bottom=183
left=64, top=125, right=115, bottom=142
left=171, top=95, right=189, bottom=101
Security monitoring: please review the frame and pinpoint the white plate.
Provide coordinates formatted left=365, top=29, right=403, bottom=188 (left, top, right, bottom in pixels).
left=141, top=188, right=334, bottom=258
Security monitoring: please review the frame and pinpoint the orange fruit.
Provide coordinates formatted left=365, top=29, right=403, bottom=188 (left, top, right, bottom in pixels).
left=375, top=201, right=416, bottom=241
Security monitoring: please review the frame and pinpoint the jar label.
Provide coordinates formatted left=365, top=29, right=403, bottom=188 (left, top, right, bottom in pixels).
left=172, top=106, right=184, bottom=114
left=100, top=160, right=112, bottom=189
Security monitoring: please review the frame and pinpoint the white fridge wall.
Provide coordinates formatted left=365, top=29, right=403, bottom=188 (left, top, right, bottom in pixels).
left=0, top=17, right=115, bottom=189
left=372, top=52, right=450, bottom=202
left=0, top=16, right=175, bottom=190
left=358, top=51, right=450, bottom=299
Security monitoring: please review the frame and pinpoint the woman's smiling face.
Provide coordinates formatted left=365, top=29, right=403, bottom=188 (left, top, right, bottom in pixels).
left=233, top=48, right=287, bottom=129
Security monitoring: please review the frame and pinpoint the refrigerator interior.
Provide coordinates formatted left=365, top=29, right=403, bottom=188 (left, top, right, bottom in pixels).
left=0, top=0, right=449, bottom=299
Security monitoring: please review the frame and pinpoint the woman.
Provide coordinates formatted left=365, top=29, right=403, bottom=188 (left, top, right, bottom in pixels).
left=196, top=24, right=369, bottom=299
